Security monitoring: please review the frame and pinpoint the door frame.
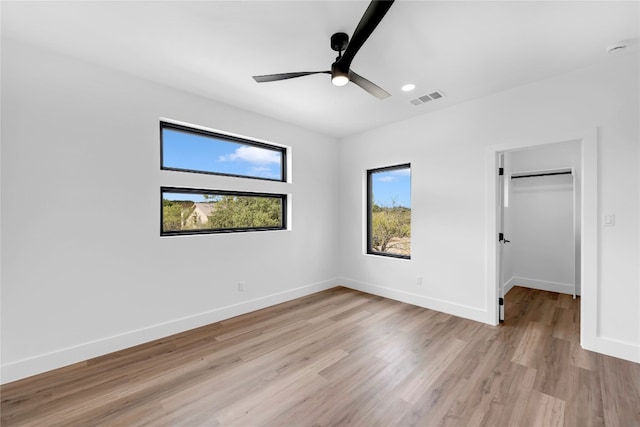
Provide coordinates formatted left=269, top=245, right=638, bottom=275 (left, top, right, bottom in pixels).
left=497, top=152, right=506, bottom=322
left=485, top=129, right=597, bottom=349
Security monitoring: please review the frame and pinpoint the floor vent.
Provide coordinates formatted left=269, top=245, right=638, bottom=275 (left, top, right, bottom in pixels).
left=410, top=90, right=445, bottom=106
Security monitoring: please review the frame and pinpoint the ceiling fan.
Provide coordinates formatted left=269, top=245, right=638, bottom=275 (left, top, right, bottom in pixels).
left=252, top=0, right=394, bottom=99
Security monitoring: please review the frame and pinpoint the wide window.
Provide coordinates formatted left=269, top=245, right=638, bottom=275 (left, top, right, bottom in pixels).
left=161, top=122, right=286, bottom=182
left=161, top=187, right=286, bottom=236
left=367, top=164, right=411, bottom=259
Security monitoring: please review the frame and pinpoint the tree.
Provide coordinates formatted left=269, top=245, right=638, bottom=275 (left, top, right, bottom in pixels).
left=162, top=200, right=185, bottom=231
left=371, top=201, right=411, bottom=254
left=162, top=200, right=195, bottom=231
left=207, top=196, right=282, bottom=229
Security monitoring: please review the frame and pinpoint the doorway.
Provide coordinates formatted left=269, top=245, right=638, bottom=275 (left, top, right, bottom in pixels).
left=498, top=142, right=580, bottom=322
left=485, top=129, right=598, bottom=347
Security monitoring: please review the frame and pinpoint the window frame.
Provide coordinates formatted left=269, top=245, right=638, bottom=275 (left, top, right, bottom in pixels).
left=161, top=186, right=287, bottom=236
left=366, top=163, right=412, bottom=260
left=160, top=121, right=287, bottom=182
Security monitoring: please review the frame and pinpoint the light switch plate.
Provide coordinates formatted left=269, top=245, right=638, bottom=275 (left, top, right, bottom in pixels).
left=603, top=214, right=615, bottom=226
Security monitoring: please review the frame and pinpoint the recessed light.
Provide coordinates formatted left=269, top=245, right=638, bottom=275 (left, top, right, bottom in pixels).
left=401, top=83, right=416, bottom=92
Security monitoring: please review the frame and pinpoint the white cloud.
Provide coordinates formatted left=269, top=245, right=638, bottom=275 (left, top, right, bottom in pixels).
left=219, top=146, right=281, bottom=165
left=391, top=168, right=411, bottom=176
left=250, top=166, right=276, bottom=178
left=376, top=167, right=410, bottom=183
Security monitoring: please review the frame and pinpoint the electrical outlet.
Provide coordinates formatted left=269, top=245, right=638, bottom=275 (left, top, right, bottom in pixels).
left=237, top=282, right=245, bottom=292
left=416, top=276, right=423, bottom=286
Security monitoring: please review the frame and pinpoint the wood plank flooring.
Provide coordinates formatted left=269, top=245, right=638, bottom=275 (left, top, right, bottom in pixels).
left=2, top=286, right=639, bottom=426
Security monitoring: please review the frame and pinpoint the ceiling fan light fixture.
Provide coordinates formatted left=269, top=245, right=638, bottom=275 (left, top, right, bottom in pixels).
left=332, top=74, right=349, bottom=87
left=331, top=62, right=349, bottom=86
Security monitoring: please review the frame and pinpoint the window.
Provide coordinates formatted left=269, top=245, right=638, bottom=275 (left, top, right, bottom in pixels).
left=367, top=164, right=411, bottom=259
left=160, top=121, right=289, bottom=236
left=161, top=122, right=286, bottom=182
left=161, top=187, right=286, bottom=236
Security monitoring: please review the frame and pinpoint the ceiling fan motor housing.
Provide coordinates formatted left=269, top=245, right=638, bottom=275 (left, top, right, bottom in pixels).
left=331, top=33, right=350, bottom=85
left=331, top=61, right=350, bottom=86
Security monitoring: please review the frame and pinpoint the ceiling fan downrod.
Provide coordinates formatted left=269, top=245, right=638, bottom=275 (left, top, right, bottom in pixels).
left=331, top=32, right=349, bottom=58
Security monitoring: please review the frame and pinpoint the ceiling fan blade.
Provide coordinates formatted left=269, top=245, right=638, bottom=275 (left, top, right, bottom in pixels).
left=349, top=70, right=390, bottom=99
left=253, top=71, right=330, bottom=83
left=338, top=0, right=394, bottom=69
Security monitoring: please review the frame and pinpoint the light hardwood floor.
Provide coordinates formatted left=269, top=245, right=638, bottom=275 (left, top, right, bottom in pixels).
left=2, top=286, right=639, bottom=426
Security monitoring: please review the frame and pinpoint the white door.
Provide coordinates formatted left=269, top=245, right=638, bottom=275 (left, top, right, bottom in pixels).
left=497, top=153, right=509, bottom=322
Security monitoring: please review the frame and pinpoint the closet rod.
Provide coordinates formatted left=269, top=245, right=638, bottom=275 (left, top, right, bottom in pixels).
left=511, top=171, right=572, bottom=179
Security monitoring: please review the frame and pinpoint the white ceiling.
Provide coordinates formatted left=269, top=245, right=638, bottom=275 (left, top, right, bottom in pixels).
left=2, top=1, right=638, bottom=138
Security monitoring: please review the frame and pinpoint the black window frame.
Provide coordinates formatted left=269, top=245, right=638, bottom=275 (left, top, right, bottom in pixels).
left=161, top=186, right=287, bottom=236
left=367, top=163, right=411, bottom=260
left=160, top=121, right=287, bottom=182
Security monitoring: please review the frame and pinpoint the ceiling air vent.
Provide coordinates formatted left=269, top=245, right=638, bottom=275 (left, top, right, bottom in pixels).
left=410, top=90, right=445, bottom=106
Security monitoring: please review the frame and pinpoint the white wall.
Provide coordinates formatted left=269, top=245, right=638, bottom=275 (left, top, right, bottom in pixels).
left=502, top=141, right=581, bottom=296
left=2, top=40, right=638, bottom=384
left=338, top=52, right=639, bottom=362
left=0, top=39, right=340, bottom=383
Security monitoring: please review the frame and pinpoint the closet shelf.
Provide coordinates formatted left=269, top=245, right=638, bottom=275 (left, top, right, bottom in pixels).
left=511, top=167, right=573, bottom=179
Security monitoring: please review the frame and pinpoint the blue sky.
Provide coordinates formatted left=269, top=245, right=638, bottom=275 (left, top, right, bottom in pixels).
left=162, top=129, right=282, bottom=180
left=163, top=191, right=213, bottom=202
left=372, top=168, right=411, bottom=208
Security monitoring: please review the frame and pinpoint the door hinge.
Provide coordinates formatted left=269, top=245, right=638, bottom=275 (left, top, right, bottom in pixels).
left=499, top=297, right=504, bottom=306
left=498, top=167, right=504, bottom=176
left=499, top=232, right=504, bottom=242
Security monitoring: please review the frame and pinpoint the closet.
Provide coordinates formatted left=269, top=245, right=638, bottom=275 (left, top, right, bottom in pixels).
left=500, top=142, right=581, bottom=299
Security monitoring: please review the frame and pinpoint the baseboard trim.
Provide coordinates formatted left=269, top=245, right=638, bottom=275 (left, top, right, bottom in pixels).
left=339, top=277, right=491, bottom=324
left=1, top=279, right=339, bottom=385
left=582, top=335, right=640, bottom=364
left=505, top=276, right=577, bottom=296
left=503, top=277, right=517, bottom=295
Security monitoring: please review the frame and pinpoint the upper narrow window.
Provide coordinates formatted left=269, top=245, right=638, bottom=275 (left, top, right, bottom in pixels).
left=367, top=164, right=411, bottom=259
left=161, top=187, right=286, bottom=236
left=161, top=122, right=286, bottom=182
